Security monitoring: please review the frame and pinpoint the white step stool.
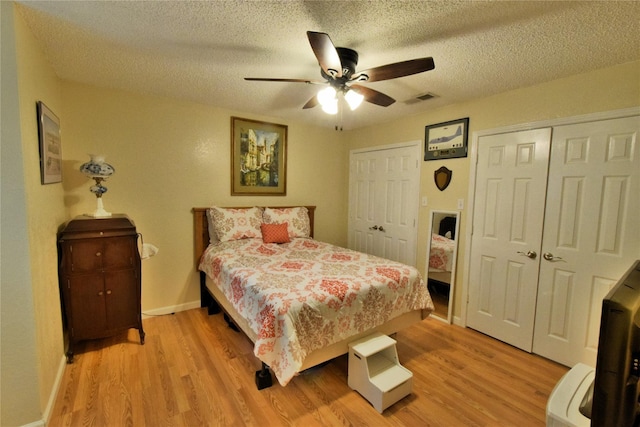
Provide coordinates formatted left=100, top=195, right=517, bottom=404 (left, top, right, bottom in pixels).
left=348, top=332, right=413, bottom=413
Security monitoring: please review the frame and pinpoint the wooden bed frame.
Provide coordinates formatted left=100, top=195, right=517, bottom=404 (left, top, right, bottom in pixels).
left=192, top=206, right=426, bottom=389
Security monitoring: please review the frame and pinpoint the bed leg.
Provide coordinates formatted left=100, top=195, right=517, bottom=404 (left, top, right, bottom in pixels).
left=255, top=362, right=273, bottom=390
left=199, top=271, right=209, bottom=308
left=223, top=313, right=240, bottom=332
left=200, top=272, right=220, bottom=315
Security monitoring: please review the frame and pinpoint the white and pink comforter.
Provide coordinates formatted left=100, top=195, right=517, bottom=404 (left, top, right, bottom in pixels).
left=199, top=238, right=433, bottom=385
left=429, top=233, right=456, bottom=272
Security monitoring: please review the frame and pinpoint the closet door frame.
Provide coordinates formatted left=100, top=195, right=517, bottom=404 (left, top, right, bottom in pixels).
left=460, top=106, right=640, bottom=327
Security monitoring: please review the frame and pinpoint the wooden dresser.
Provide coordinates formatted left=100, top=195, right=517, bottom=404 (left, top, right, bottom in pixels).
left=57, top=215, right=145, bottom=362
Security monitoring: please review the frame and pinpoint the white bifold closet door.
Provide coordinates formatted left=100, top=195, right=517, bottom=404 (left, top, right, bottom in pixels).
left=532, top=116, right=640, bottom=367
left=466, top=128, right=552, bottom=351
left=348, top=143, right=420, bottom=267
left=467, top=115, right=639, bottom=367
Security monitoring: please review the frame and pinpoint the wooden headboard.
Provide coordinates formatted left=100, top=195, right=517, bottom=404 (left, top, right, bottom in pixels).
left=192, top=206, right=316, bottom=267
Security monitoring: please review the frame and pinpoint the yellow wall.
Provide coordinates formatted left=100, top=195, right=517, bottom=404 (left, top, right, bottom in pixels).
left=1, top=4, right=44, bottom=426
left=347, top=60, right=640, bottom=320
left=13, top=3, right=68, bottom=422
left=60, top=83, right=348, bottom=312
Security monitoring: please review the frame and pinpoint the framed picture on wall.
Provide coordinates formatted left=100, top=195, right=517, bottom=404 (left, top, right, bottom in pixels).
left=231, top=116, right=287, bottom=196
left=37, top=101, right=62, bottom=184
left=424, top=117, right=469, bottom=161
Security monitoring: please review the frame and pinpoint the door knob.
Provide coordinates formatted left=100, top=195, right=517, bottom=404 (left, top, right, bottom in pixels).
left=378, top=226, right=386, bottom=232
left=369, top=225, right=379, bottom=230
left=543, top=252, right=563, bottom=261
left=517, top=250, right=537, bottom=259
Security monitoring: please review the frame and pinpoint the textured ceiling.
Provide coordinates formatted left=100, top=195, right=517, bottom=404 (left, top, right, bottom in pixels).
left=15, top=1, right=640, bottom=131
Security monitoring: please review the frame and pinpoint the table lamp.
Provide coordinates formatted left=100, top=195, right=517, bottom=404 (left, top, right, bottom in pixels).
left=80, top=154, right=115, bottom=218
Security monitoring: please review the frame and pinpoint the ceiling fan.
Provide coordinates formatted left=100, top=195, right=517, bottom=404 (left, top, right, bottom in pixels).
left=245, top=31, right=435, bottom=114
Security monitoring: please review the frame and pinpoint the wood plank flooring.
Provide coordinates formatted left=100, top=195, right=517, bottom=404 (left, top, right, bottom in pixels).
left=48, top=308, right=568, bottom=426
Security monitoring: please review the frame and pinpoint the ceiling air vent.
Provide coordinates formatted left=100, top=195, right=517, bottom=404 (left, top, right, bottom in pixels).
left=404, top=92, right=438, bottom=105
left=416, top=92, right=437, bottom=101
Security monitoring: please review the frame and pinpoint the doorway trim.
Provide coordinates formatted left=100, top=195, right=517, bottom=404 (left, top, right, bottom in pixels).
left=459, top=106, right=640, bottom=327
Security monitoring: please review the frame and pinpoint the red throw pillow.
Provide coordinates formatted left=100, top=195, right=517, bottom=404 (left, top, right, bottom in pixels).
left=261, top=222, right=291, bottom=244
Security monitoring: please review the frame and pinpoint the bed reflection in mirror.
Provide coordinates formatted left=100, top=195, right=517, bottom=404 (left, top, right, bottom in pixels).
left=425, top=210, right=460, bottom=323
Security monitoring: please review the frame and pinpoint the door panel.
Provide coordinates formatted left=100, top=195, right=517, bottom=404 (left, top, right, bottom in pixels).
left=351, top=156, right=377, bottom=255
left=466, top=128, right=551, bottom=351
left=349, top=144, right=420, bottom=266
left=379, top=149, right=418, bottom=264
left=532, top=116, right=640, bottom=366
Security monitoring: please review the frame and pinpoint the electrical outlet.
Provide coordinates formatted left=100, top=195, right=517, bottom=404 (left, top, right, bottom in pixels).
left=421, top=196, right=428, bottom=206
left=457, top=198, right=464, bottom=210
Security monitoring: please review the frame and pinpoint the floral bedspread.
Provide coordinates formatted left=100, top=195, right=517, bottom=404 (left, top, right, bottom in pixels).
left=429, top=233, right=456, bottom=272
left=199, top=238, right=433, bottom=385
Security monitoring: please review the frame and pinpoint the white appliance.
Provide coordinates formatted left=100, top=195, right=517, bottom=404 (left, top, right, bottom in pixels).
left=546, top=363, right=594, bottom=427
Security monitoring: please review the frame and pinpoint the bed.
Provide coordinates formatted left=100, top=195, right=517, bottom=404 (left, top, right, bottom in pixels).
left=192, top=206, right=433, bottom=389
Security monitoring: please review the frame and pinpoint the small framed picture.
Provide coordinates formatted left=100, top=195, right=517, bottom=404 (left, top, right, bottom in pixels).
left=424, top=117, right=469, bottom=161
left=231, top=116, right=287, bottom=196
left=37, top=101, right=62, bottom=184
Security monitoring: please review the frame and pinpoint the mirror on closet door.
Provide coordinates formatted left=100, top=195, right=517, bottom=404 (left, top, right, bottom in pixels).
left=425, top=210, right=460, bottom=323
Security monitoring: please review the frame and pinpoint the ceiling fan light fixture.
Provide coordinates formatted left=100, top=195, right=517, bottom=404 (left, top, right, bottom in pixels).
left=321, top=99, right=338, bottom=115
left=344, top=89, right=364, bottom=110
left=317, top=86, right=338, bottom=114
left=317, top=86, right=336, bottom=105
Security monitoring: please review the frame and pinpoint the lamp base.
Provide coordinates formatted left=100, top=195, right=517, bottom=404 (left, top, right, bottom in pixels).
left=87, top=198, right=112, bottom=218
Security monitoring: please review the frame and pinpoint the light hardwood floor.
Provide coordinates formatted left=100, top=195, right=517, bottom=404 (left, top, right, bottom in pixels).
left=49, top=308, right=568, bottom=426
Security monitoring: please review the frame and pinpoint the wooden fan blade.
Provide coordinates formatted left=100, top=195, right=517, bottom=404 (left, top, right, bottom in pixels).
left=350, top=84, right=395, bottom=107
left=307, top=31, right=342, bottom=79
left=244, top=77, right=323, bottom=84
left=302, top=95, right=319, bottom=109
left=353, top=57, right=435, bottom=82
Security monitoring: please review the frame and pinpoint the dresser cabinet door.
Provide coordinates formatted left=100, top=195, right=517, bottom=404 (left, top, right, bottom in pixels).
left=104, top=269, right=140, bottom=331
left=66, top=240, right=103, bottom=273
left=67, top=275, right=108, bottom=339
left=101, top=237, right=136, bottom=270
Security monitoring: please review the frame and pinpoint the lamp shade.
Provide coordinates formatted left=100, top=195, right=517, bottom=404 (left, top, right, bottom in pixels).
left=80, top=154, right=115, bottom=178
left=345, top=89, right=364, bottom=110
left=317, top=86, right=337, bottom=106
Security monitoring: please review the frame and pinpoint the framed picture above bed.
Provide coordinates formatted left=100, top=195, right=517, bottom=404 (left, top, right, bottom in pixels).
left=231, top=116, right=287, bottom=196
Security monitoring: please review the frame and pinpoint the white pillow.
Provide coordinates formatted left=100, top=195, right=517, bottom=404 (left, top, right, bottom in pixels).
left=208, top=206, right=264, bottom=242
left=263, top=207, right=310, bottom=238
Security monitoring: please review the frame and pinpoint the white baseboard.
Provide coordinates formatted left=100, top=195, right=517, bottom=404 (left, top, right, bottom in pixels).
left=453, top=315, right=463, bottom=326
left=38, top=354, right=67, bottom=427
left=21, top=420, right=45, bottom=427
left=141, top=300, right=201, bottom=318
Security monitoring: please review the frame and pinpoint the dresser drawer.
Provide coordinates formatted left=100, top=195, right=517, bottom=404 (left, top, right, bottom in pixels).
left=64, top=236, right=136, bottom=273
